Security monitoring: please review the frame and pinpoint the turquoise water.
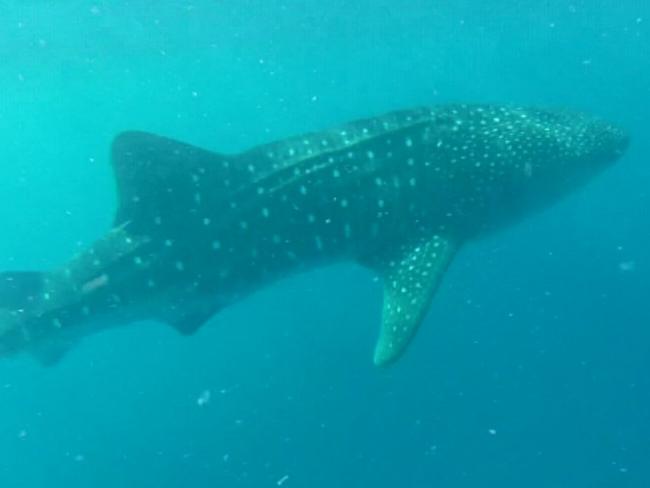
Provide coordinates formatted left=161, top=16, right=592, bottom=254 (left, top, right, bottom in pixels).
left=0, top=1, right=648, bottom=486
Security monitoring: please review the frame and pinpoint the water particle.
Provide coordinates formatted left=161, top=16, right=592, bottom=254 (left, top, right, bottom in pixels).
left=618, top=261, right=636, bottom=272
left=196, top=390, right=211, bottom=407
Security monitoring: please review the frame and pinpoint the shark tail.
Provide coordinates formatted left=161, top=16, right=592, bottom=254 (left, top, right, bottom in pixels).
left=0, top=271, right=45, bottom=353
left=0, top=271, right=75, bottom=365
left=0, top=271, right=44, bottom=313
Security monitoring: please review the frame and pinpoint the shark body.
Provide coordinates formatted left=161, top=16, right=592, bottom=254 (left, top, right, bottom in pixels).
left=0, top=104, right=628, bottom=365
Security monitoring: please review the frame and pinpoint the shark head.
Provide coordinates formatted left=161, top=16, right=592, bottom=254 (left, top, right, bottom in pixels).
left=522, top=108, right=628, bottom=176
left=421, top=106, right=629, bottom=237
left=510, top=108, right=628, bottom=215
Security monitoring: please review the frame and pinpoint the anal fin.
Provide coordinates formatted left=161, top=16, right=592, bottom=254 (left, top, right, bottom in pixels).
left=164, top=304, right=221, bottom=336
left=31, top=339, right=76, bottom=367
left=367, top=235, right=459, bottom=366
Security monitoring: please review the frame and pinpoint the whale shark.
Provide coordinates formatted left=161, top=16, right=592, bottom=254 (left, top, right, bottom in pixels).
left=0, top=104, right=628, bottom=366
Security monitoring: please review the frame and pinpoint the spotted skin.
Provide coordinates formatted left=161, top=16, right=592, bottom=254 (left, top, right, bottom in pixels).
left=0, top=104, right=628, bottom=365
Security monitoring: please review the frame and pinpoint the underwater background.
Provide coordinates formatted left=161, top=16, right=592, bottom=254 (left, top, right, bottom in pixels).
left=0, top=1, right=648, bottom=486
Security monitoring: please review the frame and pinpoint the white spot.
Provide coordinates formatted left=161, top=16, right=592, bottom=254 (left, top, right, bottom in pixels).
left=261, top=207, right=270, bottom=218
left=52, top=318, right=62, bottom=328
left=212, top=240, right=221, bottom=250
left=405, top=138, right=413, bottom=147
left=524, top=162, right=533, bottom=177
left=165, top=239, right=173, bottom=247
left=367, top=150, right=375, bottom=159
left=299, top=185, right=308, bottom=195
left=175, top=261, right=185, bottom=271
left=203, top=218, right=211, bottom=226
left=81, top=274, right=109, bottom=293
left=314, top=236, right=323, bottom=251
left=196, top=390, right=211, bottom=407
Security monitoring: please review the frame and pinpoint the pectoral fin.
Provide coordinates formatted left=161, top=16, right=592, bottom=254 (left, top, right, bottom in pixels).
left=370, top=235, right=458, bottom=366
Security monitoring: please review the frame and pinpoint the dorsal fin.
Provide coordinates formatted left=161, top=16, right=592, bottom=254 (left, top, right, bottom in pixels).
left=111, top=132, right=247, bottom=234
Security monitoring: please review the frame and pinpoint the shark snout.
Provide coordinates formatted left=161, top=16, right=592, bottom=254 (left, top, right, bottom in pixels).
left=612, top=128, right=629, bottom=158
left=592, top=120, right=629, bottom=164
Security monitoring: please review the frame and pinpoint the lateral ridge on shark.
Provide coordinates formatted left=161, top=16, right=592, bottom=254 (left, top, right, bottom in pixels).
left=0, top=104, right=628, bottom=366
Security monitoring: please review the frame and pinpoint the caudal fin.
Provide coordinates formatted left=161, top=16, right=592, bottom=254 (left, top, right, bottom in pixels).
left=0, top=271, right=45, bottom=356
left=0, top=271, right=44, bottom=312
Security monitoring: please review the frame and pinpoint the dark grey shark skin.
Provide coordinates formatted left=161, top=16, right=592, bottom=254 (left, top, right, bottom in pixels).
left=0, top=104, right=628, bottom=366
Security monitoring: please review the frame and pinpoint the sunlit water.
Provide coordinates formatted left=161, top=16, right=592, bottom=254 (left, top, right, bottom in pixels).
left=0, top=1, right=648, bottom=487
